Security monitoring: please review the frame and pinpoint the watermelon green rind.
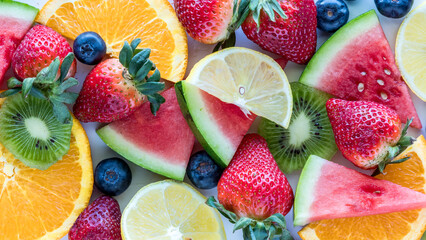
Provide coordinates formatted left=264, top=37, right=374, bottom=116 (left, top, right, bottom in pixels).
left=299, top=10, right=377, bottom=86
left=293, top=155, right=326, bottom=226
left=0, top=0, right=39, bottom=20
left=175, top=81, right=229, bottom=168
left=97, top=125, right=186, bottom=181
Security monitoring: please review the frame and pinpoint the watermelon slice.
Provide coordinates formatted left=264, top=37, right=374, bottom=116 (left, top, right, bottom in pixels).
left=294, top=155, right=426, bottom=226
left=0, top=0, right=38, bottom=85
left=97, top=87, right=195, bottom=181
left=299, top=10, right=422, bottom=129
left=175, top=81, right=255, bottom=167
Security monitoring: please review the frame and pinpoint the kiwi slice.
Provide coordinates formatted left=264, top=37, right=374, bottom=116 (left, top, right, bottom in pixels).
left=258, top=82, right=337, bottom=173
left=0, top=94, right=72, bottom=170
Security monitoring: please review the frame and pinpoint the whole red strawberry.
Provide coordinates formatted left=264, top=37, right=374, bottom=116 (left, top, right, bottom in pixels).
left=207, top=134, right=293, bottom=239
left=12, top=25, right=76, bottom=80
left=174, top=0, right=249, bottom=45
left=326, top=98, right=414, bottom=171
left=241, top=0, right=317, bottom=64
left=69, top=196, right=121, bottom=240
left=73, top=39, right=165, bottom=122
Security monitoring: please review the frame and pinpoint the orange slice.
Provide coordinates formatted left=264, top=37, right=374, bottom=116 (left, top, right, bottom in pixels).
left=36, top=0, right=188, bottom=82
left=299, top=135, right=426, bottom=240
left=0, top=97, right=93, bottom=240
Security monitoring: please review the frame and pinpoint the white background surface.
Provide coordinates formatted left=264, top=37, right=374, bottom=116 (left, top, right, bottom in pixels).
left=11, top=0, right=426, bottom=239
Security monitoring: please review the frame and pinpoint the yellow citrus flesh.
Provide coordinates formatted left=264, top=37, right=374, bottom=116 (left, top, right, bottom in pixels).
left=36, top=0, right=188, bottom=82
left=185, top=47, right=293, bottom=128
left=396, top=2, right=426, bottom=101
left=0, top=97, right=93, bottom=240
left=299, top=135, right=426, bottom=240
left=121, top=180, right=226, bottom=240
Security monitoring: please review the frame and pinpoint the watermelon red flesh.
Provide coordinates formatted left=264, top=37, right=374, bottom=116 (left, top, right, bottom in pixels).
left=299, top=10, right=421, bottom=129
left=294, top=155, right=426, bottom=226
left=0, top=1, right=38, bottom=85
left=97, top=87, right=195, bottom=181
left=175, top=81, right=255, bottom=167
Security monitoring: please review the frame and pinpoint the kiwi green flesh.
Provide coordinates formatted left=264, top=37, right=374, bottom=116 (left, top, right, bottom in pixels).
left=0, top=94, right=72, bottom=170
left=258, top=82, right=337, bottom=173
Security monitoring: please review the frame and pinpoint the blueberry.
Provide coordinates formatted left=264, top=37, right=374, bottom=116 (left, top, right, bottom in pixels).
left=94, top=158, right=132, bottom=196
left=316, top=0, right=349, bottom=33
left=73, top=31, right=106, bottom=65
left=187, top=151, right=223, bottom=189
left=374, top=0, right=413, bottom=18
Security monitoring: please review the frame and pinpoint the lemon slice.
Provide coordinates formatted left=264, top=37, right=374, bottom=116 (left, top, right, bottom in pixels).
left=121, top=180, right=226, bottom=240
left=396, top=2, right=426, bottom=101
left=186, top=47, right=293, bottom=128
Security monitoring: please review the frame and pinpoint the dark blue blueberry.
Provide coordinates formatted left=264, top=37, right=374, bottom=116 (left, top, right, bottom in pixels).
left=316, top=0, right=349, bottom=33
left=94, top=158, right=132, bottom=196
left=73, top=31, right=106, bottom=65
left=187, top=151, right=223, bottom=189
left=374, top=0, right=413, bottom=18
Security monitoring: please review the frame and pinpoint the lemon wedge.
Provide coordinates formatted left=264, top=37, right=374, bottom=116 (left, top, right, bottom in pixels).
left=185, top=47, right=293, bottom=128
left=396, top=2, right=426, bottom=101
left=121, top=180, right=226, bottom=240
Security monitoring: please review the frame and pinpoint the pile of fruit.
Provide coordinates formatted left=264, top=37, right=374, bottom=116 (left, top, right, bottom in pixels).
left=0, top=0, right=425, bottom=239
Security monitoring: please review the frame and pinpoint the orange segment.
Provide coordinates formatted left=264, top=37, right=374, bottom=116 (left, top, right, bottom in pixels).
left=299, top=135, right=426, bottom=240
left=36, top=0, right=188, bottom=82
left=0, top=97, right=93, bottom=240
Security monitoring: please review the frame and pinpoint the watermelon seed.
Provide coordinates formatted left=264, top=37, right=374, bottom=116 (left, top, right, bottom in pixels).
left=377, top=79, right=384, bottom=86
left=358, top=83, right=364, bottom=92
left=384, top=69, right=391, bottom=75
left=361, top=72, right=367, bottom=76
left=380, top=92, right=388, bottom=100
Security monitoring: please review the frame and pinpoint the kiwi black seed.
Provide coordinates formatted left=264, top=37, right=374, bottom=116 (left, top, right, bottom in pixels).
left=258, top=82, right=337, bottom=173
left=0, top=94, right=72, bottom=170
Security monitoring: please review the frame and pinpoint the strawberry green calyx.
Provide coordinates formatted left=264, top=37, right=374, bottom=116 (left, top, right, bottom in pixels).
left=206, top=197, right=293, bottom=240
left=377, top=118, right=415, bottom=173
left=118, top=39, right=165, bottom=115
left=0, top=53, right=78, bottom=124
left=214, top=0, right=251, bottom=51
left=249, top=0, right=287, bottom=28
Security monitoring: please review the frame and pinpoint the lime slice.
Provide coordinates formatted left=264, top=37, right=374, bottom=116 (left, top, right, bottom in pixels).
left=396, top=2, right=426, bottom=101
left=121, top=180, right=226, bottom=240
left=186, top=47, right=293, bottom=128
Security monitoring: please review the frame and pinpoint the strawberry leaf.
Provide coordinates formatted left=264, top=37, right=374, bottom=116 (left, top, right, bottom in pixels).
left=29, top=88, right=47, bottom=100
left=51, top=99, right=71, bottom=124
left=206, top=197, right=238, bottom=224
left=137, top=82, right=165, bottom=96
left=147, top=68, right=160, bottom=82
left=134, top=60, right=154, bottom=82
left=119, top=41, right=133, bottom=68
left=22, top=77, right=36, bottom=98
left=7, top=77, right=22, bottom=88
left=234, top=217, right=254, bottom=232
left=128, top=49, right=151, bottom=76
left=130, top=38, right=142, bottom=52
left=59, top=53, right=75, bottom=83
left=53, top=78, right=79, bottom=95
left=0, top=88, right=21, bottom=98
left=249, top=0, right=287, bottom=29
left=147, top=93, right=165, bottom=116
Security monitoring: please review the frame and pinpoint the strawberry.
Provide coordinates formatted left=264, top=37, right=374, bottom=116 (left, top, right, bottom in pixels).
left=241, top=0, right=317, bottom=64
left=174, top=0, right=250, bottom=46
left=207, top=134, right=294, bottom=239
left=69, top=196, right=121, bottom=240
left=12, top=25, right=76, bottom=80
left=73, top=39, right=165, bottom=123
left=326, top=98, right=414, bottom=172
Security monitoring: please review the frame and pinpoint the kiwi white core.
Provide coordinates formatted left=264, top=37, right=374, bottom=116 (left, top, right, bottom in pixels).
left=25, top=117, right=50, bottom=140
left=288, top=113, right=311, bottom=146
